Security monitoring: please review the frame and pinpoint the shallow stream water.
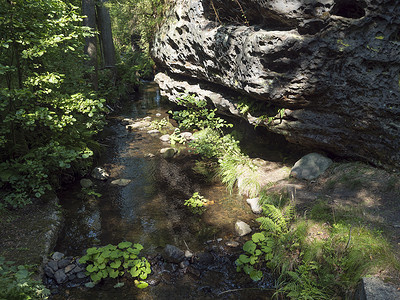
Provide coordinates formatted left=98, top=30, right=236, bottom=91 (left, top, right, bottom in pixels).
left=53, top=82, right=304, bottom=299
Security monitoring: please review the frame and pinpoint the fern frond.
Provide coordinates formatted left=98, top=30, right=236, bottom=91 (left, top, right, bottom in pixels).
left=284, top=204, right=296, bottom=223
left=256, top=216, right=280, bottom=234
left=263, top=204, right=288, bottom=234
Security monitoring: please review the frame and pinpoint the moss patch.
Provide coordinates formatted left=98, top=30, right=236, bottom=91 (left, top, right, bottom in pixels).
left=0, top=193, right=62, bottom=274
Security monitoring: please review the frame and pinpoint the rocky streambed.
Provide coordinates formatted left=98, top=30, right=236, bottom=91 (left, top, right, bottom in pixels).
left=2, top=82, right=400, bottom=299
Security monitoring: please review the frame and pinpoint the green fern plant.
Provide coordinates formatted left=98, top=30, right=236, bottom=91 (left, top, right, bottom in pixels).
left=257, top=204, right=294, bottom=236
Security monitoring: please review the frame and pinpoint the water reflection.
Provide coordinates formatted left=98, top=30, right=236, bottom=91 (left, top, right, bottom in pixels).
left=55, top=82, right=275, bottom=299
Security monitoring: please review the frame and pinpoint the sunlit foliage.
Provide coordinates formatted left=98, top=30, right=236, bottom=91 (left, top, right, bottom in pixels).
left=0, top=0, right=107, bottom=208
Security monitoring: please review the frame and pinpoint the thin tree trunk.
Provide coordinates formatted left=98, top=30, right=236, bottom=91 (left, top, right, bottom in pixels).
left=96, top=0, right=116, bottom=68
left=82, top=0, right=98, bottom=90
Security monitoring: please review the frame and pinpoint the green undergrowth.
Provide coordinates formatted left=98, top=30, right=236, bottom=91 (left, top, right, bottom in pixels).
left=236, top=191, right=400, bottom=299
left=79, top=242, right=150, bottom=289
left=169, top=92, right=261, bottom=197
left=0, top=257, right=49, bottom=299
left=184, top=192, right=208, bottom=215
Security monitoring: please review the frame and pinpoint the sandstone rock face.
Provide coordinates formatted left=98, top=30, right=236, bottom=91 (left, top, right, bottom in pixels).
left=153, top=0, right=400, bottom=169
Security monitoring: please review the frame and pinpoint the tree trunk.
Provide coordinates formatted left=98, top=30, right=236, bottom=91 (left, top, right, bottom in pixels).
left=96, top=0, right=116, bottom=68
left=82, top=0, right=98, bottom=90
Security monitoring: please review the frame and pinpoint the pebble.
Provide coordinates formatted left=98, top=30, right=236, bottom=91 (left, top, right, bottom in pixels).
left=147, top=129, right=160, bottom=134
left=110, top=179, right=132, bottom=186
left=179, top=260, right=190, bottom=269
left=54, top=269, right=67, bottom=284
left=184, top=250, right=193, bottom=258
left=91, top=167, right=109, bottom=180
left=121, top=118, right=133, bottom=125
left=160, top=147, right=176, bottom=158
left=52, top=252, right=65, bottom=261
left=48, top=260, right=59, bottom=272
left=64, top=264, right=75, bottom=273
left=160, top=134, right=171, bottom=142
left=148, top=277, right=161, bottom=286
left=225, top=241, right=240, bottom=248
left=246, top=197, right=262, bottom=214
left=57, top=258, right=71, bottom=269
left=235, top=220, right=252, bottom=236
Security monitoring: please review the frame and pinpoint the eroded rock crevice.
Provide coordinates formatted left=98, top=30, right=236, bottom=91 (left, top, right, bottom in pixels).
left=152, top=0, right=400, bottom=169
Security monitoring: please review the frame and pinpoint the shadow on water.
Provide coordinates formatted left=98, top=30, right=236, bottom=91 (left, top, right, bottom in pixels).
left=54, top=82, right=295, bottom=299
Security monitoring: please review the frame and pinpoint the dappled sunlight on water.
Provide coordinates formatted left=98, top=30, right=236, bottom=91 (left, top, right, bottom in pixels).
left=55, top=82, right=274, bottom=299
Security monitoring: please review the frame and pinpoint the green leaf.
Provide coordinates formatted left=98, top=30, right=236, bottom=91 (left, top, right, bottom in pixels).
left=90, top=272, right=102, bottom=282
left=100, top=250, right=111, bottom=258
left=265, top=253, right=273, bottom=260
left=114, top=282, right=125, bottom=288
left=243, top=264, right=254, bottom=275
left=250, top=270, right=263, bottom=281
left=130, top=267, right=140, bottom=277
left=133, top=243, right=143, bottom=251
left=109, top=269, right=119, bottom=279
left=243, top=241, right=256, bottom=254
left=79, top=255, right=89, bottom=264
left=110, top=260, right=121, bottom=269
left=252, top=232, right=266, bottom=243
left=87, top=247, right=99, bottom=255
left=110, top=250, right=122, bottom=259
left=239, top=254, right=250, bottom=264
left=135, top=281, right=149, bottom=289
left=86, top=264, right=98, bottom=273
left=85, top=282, right=96, bottom=288
left=261, top=246, right=272, bottom=253
left=103, top=244, right=117, bottom=251
left=127, top=247, right=139, bottom=255
left=118, top=241, right=132, bottom=249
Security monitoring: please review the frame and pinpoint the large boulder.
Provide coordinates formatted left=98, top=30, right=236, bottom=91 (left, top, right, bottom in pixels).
left=290, top=153, right=333, bottom=180
left=152, top=0, right=400, bottom=169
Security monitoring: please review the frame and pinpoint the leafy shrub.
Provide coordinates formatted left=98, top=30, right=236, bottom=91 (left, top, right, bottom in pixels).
left=0, top=1, right=107, bottom=208
left=150, top=118, right=169, bottom=131
left=0, top=257, right=49, bottom=299
left=235, top=232, right=274, bottom=281
left=169, top=93, right=232, bottom=131
left=184, top=192, right=208, bottom=214
left=79, top=242, right=151, bottom=288
left=169, top=128, right=187, bottom=145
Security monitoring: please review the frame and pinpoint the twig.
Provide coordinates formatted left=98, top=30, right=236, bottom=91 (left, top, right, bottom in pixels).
left=344, top=225, right=353, bottom=250
left=232, top=0, right=249, bottom=26
left=332, top=206, right=336, bottom=224
left=183, top=240, right=190, bottom=251
left=210, top=0, right=222, bottom=25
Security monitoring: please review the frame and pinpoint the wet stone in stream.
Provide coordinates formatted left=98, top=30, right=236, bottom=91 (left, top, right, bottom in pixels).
left=44, top=253, right=89, bottom=289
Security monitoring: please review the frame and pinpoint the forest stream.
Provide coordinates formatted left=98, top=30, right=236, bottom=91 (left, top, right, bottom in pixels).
left=49, top=82, right=306, bottom=299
